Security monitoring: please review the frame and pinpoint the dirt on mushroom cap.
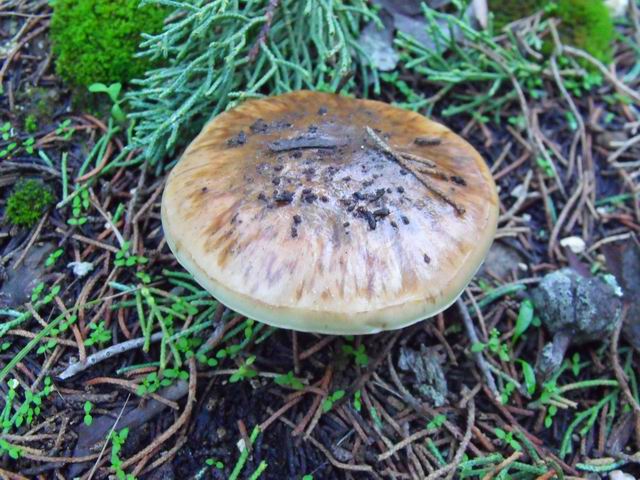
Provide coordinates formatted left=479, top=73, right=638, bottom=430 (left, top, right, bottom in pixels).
left=161, top=91, right=498, bottom=334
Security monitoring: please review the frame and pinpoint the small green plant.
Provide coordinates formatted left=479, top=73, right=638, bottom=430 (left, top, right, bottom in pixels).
left=274, top=371, right=304, bottom=390
left=110, top=428, right=134, bottom=480
left=31, top=283, right=61, bottom=305
left=45, top=248, right=64, bottom=267
left=1, top=377, right=53, bottom=435
left=341, top=343, right=369, bottom=367
left=67, top=189, right=90, bottom=226
left=229, top=356, right=258, bottom=383
left=494, top=428, right=523, bottom=451
left=500, top=382, right=517, bottom=404
left=55, top=119, right=75, bottom=140
left=353, top=390, right=362, bottom=412
left=89, top=82, right=126, bottom=122
left=85, top=321, right=112, bottom=347
left=206, top=458, right=224, bottom=470
left=50, top=0, right=166, bottom=87
left=471, top=328, right=511, bottom=362
left=83, top=401, right=93, bottom=426
left=23, top=137, right=35, bottom=155
left=5, top=179, right=55, bottom=228
left=427, top=414, right=447, bottom=430
left=114, top=241, right=148, bottom=268
left=0, top=438, right=21, bottom=460
left=571, top=353, right=583, bottom=377
left=322, top=390, right=346, bottom=412
left=24, top=114, right=38, bottom=133
left=137, top=368, right=188, bottom=396
left=0, top=122, right=17, bottom=158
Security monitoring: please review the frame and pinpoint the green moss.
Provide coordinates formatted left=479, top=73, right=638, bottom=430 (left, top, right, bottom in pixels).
left=554, top=0, right=614, bottom=65
left=488, top=0, right=614, bottom=65
left=50, top=0, right=167, bottom=87
left=5, top=180, right=55, bottom=228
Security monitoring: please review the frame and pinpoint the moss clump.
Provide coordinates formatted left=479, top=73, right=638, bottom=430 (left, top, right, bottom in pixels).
left=5, top=180, right=55, bottom=228
left=50, top=0, right=166, bottom=87
left=554, top=0, right=614, bottom=65
left=488, top=0, right=614, bottom=65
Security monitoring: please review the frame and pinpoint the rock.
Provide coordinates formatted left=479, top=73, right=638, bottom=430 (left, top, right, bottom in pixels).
left=359, top=0, right=474, bottom=73
left=532, top=268, right=623, bottom=379
left=358, top=10, right=399, bottom=71
left=0, top=243, right=55, bottom=308
left=532, top=268, right=623, bottom=343
left=603, top=239, right=640, bottom=350
left=479, top=242, right=524, bottom=281
left=536, top=333, right=570, bottom=382
left=398, top=345, right=448, bottom=406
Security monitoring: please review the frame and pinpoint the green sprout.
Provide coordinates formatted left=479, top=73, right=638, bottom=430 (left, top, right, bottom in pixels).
left=24, top=114, right=38, bottom=133
left=353, top=390, right=362, bottom=412
left=83, top=401, right=93, bottom=426
left=494, top=428, right=522, bottom=451
left=45, top=248, right=64, bottom=267
left=427, top=414, right=447, bottom=430
left=229, top=356, right=258, bottom=383
left=342, top=343, right=369, bottom=367
left=67, top=189, right=90, bottom=226
left=206, top=458, right=224, bottom=469
left=274, top=371, right=304, bottom=390
left=85, top=321, right=112, bottom=347
left=89, top=82, right=126, bottom=122
left=114, top=241, right=148, bottom=267
left=55, top=119, right=75, bottom=140
left=110, top=428, right=134, bottom=480
left=322, top=390, right=346, bottom=413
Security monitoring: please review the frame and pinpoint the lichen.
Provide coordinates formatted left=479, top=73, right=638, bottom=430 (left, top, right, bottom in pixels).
left=5, top=179, right=55, bottom=228
left=50, top=0, right=167, bottom=87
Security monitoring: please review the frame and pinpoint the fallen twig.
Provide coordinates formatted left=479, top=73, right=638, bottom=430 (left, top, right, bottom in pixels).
left=457, top=298, right=500, bottom=400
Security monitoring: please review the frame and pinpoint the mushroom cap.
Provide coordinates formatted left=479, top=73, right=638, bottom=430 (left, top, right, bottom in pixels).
left=161, top=91, right=498, bottom=334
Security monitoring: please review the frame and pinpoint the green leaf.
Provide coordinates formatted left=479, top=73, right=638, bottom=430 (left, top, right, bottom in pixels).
left=106, top=83, right=122, bottom=101
left=514, top=299, right=534, bottom=341
left=88, top=82, right=109, bottom=94
left=111, top=104, right=127, bottom=123
left=519, top=360, right=536, bottom=395
left=471, top=342, right=486, bottom=352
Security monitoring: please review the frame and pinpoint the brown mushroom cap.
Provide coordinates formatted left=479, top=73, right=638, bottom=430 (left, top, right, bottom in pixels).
left=161, top=91, right=498, bottom=334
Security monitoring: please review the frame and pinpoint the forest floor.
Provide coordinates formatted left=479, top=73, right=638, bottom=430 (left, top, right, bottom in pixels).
left=1, top=1, right=640, bottom=480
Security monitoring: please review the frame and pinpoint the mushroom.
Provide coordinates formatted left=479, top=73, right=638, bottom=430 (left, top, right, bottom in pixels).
left=161, top=91, right=498, bottom=334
